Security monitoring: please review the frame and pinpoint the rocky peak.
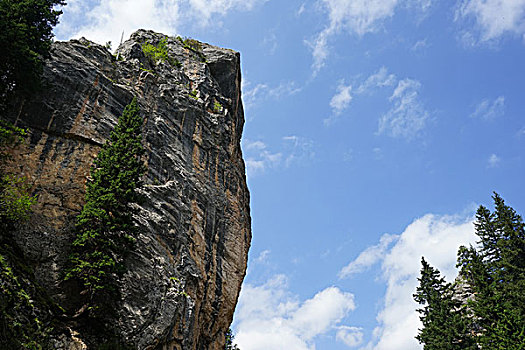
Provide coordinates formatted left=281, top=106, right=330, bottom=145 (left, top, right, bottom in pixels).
left=5, top=29, right=251, bottom=349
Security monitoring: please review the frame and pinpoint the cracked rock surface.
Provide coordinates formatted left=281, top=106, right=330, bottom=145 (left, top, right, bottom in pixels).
left=6, top=29, right=251, bottom=350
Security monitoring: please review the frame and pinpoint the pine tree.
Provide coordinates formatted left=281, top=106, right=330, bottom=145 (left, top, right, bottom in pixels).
left=418, top=193, right=525, bottom=349
left=225, top=328, right=240, bottom=350
left=414, top=257, right=475, bottom=349
left=459, top=193, right=525, bottom=349
left=65, top=98, right=146, bottom=316
left=0, top=0, right=65, bottom=111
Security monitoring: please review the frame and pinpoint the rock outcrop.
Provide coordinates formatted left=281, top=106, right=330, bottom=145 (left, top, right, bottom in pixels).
left=5, top=29, right=251, bottom=349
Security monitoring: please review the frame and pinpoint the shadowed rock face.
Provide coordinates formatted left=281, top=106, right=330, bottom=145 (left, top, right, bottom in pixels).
left=6, top=29, right=251, bottom=350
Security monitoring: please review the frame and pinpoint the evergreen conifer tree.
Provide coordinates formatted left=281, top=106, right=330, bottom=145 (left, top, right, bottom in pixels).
left=414, top=258, right=475, bottom=349
left=458, top=193, right=525, bottom=349
left=65, top=98, right=146, bottom=316
left=0, top=0, right=65, bottom=111
left=417, top=193, right=525, bottom=349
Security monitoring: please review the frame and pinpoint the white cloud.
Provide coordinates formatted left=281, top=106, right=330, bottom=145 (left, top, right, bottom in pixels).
left=456, top=0, right=525, bottom=44
left=339, top=234, right=398, bottom=279
left=235, top=275, right=356, bottom=350
left=470, top=96, right=505, bottom=120
left=488, top=153, right=500, bottom=168
left=308, top=0, right=430, bottom=72
left=55, top=0, right=268, bottom=47
left=337, top=326, right=364, bottom=347
left=357, top=214, right=477, bottom=350
left=378, top=78, right=429, bottom=140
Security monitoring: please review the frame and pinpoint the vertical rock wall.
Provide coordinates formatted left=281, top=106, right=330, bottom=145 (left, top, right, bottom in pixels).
left=6, top=30, right=251, bottom=350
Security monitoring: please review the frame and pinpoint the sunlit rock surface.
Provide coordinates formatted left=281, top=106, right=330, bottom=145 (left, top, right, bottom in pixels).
left=7, top=29, right=251, bottom=349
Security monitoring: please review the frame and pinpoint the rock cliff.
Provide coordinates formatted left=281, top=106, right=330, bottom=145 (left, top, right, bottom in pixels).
left=5, top=29, right=251, bottom=349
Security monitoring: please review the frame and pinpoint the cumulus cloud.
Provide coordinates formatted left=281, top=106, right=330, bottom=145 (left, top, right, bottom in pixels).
left=378, top=78, right=430, bottom=140
left=456, top=0, right=525, bottom=44
left=355, top=214, right=477, bottom=349
left=339, top=234, right=398, bottom=279
left=470, top=96, right=505, bottom=120
left=235, top=275, right=357, bottom=350
left=55, top=0, right=268, bottom=47
left=337, top=326, right=364, bottom=347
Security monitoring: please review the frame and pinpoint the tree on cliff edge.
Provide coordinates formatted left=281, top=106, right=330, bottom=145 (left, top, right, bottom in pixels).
left=0, top=0, right=65, bottom=111
left=65, top=98, right=146, bottom=318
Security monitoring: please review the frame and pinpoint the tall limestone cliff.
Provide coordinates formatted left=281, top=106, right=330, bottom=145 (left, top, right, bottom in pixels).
left=4, top=29, right=251, bottom=349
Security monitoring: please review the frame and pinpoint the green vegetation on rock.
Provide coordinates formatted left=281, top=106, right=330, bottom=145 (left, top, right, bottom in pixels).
left=65, top=97, right=146, bottom=317
left=142, top=37, right=181, bottom=67
left=0, top=120, right=36, bottom=228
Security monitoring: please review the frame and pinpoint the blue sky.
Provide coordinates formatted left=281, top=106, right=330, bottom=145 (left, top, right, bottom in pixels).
left=55, top=1, right=525, bottom=349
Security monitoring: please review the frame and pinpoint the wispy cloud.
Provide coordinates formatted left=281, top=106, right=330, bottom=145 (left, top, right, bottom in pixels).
left=242, top=137, right=315, bottom=177
left=308, top=0, right=430, bottom=73
left=470, top=96, right=505, bottom=120
left=356, top=67, right=396, bottom=95
left=55, top=0, right=268, bottom=47
left=235, top=275, right=357, bottom=350
left=339, top=234, right=398, bottom=279
left=325, top=67, right=396, bottom=125
left=455, top=0, right=525, bottom=45
left=242, top=80, right=302, bottom=111
left=487, top=153, right=500, bottom=168
left=411, top=38, right=429, bottom=52
left=352, top=214, right=476, bottom=350
left=325, top=82, right=352, bottom=125
left=254, top=250, right=271, bottom=264
left=378, top=78, right=430, bottom=140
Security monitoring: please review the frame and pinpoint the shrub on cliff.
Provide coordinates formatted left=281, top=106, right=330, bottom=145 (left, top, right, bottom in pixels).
left=65, top=97, right=146, bottom=317
left=0, top=120, right=35, bottom=231
left=0, top=0, right=65, bottom=110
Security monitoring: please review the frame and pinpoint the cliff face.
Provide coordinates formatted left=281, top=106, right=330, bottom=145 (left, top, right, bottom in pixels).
left=6, top=30, right=251, bottom=349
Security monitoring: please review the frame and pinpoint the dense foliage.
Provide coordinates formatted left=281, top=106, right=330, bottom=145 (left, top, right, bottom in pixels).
left=65, top=98, right=146, bottom=316
left=0, top=0, right=65, bottom=111
left=414, top=193, right=525, bottom=349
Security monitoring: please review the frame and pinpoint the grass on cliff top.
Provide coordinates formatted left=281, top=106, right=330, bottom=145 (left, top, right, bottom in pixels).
left=142, top=37, right=182, bottom=68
